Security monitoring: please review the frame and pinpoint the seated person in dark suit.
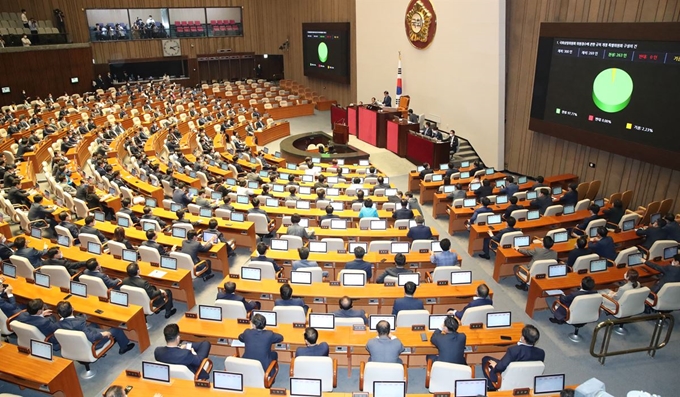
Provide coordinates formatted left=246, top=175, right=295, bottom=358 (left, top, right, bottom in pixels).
left=474, top=179, right=494, bottom=200
left=56, top=301, right=134, bottom=354
left=503, top=196, right=524, bottom=220
left=571, top=204, right=601, bottom=237
left=468, top=197, right=493, bottom=229
left=426, top=315, right=467, bottom=365
left=530, top=189, right=553, bottom=215
left=295, top=327, right=329, bottom=357
left=499, top=176, right=519, bottom=197
left=452, top=283, right=493, bottom=320
left=122, top=262, right=176, bottom=318
left=155, top=323, right=212, bottom=380
left=532, top=176, right=546, bottom=189
left=27, top=194, right=57, bottom=233
left=43, top=247, right=87, bottom=276
left=377, top=253, right=414, bottom=284
left=549, top=276, right=597, bottom=323
left=406, top=215, right=433, bottom=240
left=217, top=281, right=260, bottom=312
left=58, top=212, right=80, bottom=243
left=565, top=236, right=591, bottom=269
left=602, top=199, right=625, bottom=226
left=645, top=254, right=680, bottom=293
left=345, top=246, right=373, bottom=280
left=83, top=258, right=121, bottom=290
left=180, top=230, right=215, bottom=282
left=556, top=183, right=579, bottom=207
left=13, top=298, right=60, bottom=347
left=333, top=296, right=368, bottom=324
left=238, top=313, right=284, bottom=370
left=479, top=216, right=519, bottom=260
left=392, top=199, right=414, bottom=220
left=0, top=234, right=14, bottom=261
left=141, top=206, right=168, bottom=229
left=274, top=283, right=308, bottom=314
left=13, top=236, right=47, bottom=268
left=392, top=281, right=424, bottom=315
left=205, top=218, right=235, bottom=257
left=319, top=206, right=339, bottom=222
left=636, top=218, right=668, bottom=250
left=118, top=198, right=140, bottom=225
left=172, top=183, right=193, bottom=208
left=141, top=230, right=172, bottom=257
left=588, top=226, right=616, bottom=261
left=253, top=242, right=282, bottom=272
left=418, top=163, right=434, bottom=180
left=0, top=280, right=21, bottom=317
left=482, top=325, right=545, bottom=390
left=80, top=215, right=108, bottom=243
left=662, top=213, right=680, bottom=242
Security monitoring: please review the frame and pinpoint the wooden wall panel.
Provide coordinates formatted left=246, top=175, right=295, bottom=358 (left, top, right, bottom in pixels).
left=0, top=47, right=94, bottom=104
left=0, top=0, right=356, bottom=105
left=506, top=0, right=680, bottom=212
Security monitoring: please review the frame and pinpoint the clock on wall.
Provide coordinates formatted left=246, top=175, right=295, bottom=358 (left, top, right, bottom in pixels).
left=162, top=39, right=181, bottom=57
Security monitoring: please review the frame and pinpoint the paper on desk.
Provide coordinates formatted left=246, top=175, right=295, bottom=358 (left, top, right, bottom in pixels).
left=148, top=270, right=167, bottom=278
left=545, top=289, right=564, bottom=296
left=231, top=340, right=245, bottom=347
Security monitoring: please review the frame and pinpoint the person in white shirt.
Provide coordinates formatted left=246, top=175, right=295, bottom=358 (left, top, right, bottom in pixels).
left=21, top=35, right=31, bottom=47
left=147, top=16, right=155, bottom=25
left=21, top=9, right=29, bottom=28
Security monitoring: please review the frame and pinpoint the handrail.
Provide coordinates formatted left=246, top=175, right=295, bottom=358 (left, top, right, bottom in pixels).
left=590, top=313, right=674, bottom=365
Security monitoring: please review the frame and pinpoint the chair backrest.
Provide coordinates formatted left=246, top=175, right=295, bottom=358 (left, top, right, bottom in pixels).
left=544, top=205, right=563, bottom=217
left=187, top=204, right=201, bottom=216
left=428, top=362, right=472, bottom=393
left=168, top=362, right=196, bottom=380
left=362, top=362, right=405, bottom=392
left=621, top=190, right=634, bottom=210
left=395, top=309, right=430, bottom=327
left=410, top=240, right=431, bottom=252
left=224, top=356, right=265, bottom=388
left=586, top=180, right=601, bottom=200
left=247, top=213, right=270, bottom=234
left=54, top=225, right=74, bottom=246
left=498, top=231, right=523, bottom=247
left=248, top=261, right=278, bottom=279
left=169, top=251, right=199, bottom=278
left=321, top=238, right=345, bottom=252
left=172, top=223, right=194, bottom=233
left=358, top=217, right=379, bottom=229
left=9, top=256, right=35, bottom=280
left=335, top=317, right=365, bottom=326
left=292, top=357, right=335, bottom=392
left=571, top=253, right=600, bottom=273
left=297, top=267, right=324, bottom=283
left=78, top=233, right=102, bottom=249
left=528, top=260, right=558, bottom=283
left=281, top=235, right=303, bottom=249
left=394, top=219, right=410, bottom=229
left=273, top=306, right=306, bottom=324
left=509, top=209, right=528, bottom=221
left=648, top=240, right=678, bottom=260
left=11, top=321, right=46, bottom=348
left=614, top=287, right=650, bottom=318
left=381, top=202, right=396, bottom=212
left=499, top=361, right=545, bottom=390
left=474, top=212, right=493, bottom=225
left=120, top=285, right=154, bottom=315
left=566, top=294, right=603, bottom=325
left=214, top=299, right=248, bottom=319
left=460, top=305, right=494, bottom=325
left=576, top=183, right=589, bottom=201
left=78, top=274, right=109, bottom=298
left=107, top=240, right=127, bottom=258
left=610, top=246, right=640, bottom=267
left=367, top=240, right=391, bottom=253
left=584, top=219, right=606, bottom=237
left=618, top=213, right=641, bottom=229
left=138, top=246, right=161, bottom=264
left=38, top=266, right=71, bottom=289
left=140, top=219, right=162, bottom=232
left=653, top=282, right=680, bottom=311
left=54, top=329, right=98, bottom=363
left=0, top=310, right=10, bottom=336
left=430, top=266, right=462, bottom=282
left=574, top=199, right=590, bottom=212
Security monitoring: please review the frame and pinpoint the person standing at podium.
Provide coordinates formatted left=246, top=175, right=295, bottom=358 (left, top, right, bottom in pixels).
left=382, top=91, right=392, bottom=107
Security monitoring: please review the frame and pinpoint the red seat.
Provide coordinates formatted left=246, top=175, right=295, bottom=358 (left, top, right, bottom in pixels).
left=188, top=21, right=194, bottom=25
left=210, top=20, right=217, bottom=25
left=180, top=21, right=187, bottom=25
left=229, top=20, right=235, bottom=24
left=194, top=21, right=201, bottom=25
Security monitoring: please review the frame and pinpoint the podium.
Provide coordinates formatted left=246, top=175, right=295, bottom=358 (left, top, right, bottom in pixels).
left=333, top=122, right=349, bottom=145
left=406, top=131, right=450, bottom=166
left=386, top=117, right=418, bottom=157
left=357, top=106, right=401, bottom=148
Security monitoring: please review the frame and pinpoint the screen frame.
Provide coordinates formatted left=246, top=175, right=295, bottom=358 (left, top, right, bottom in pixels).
left=301, top=22, right=351, bottom=84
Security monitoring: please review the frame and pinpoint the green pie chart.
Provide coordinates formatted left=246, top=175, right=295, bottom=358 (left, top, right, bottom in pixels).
left=318, top=42, right=328, bottom=63
left=592, top=68, right=633, bottom=113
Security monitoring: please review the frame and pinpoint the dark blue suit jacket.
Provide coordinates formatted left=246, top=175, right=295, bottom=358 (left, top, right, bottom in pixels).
left=154, top=346, right=207, bottom=377
left=216, top=291, right=257, bottom=312
left=0, top=294, right=21, bottom=317
left=295, top=342, right=329, bottom=357
left=254, top=255, right=281, bottom=272
left=238, top=328, right=284, bottom=369
left=455, top=297, right=493, bottom=320
left=576, top=214, right=600, bottom=231
left=274, top=298, right=308, bottom=313
left=493, top=344, right=545, bottom=374
left=345, top=259, right=373, bottom=279
left=83, top=269, right=120, bottom=289
left=491, top=227, right=520, bottom=244
left=558, top=190, right=578, bottom=206
left=15, top=247, right=46, bottom=268
left=333, top=308, right=368, bottom=324
left=57, top=317, right=104, bottom=344
left=15, top=312, right=59, bottom=345
left=589, top=236, right=616, bottom=261
left=499, top=183, right=519, bottom=197
left=636, top=226, right=668, bottom=250
left=407, top=225, right=433, bottom=240
left=392, top=296, right=424, bottom=315
left=392, top=208, right=414, bottom=220
left=172, top=190, right=192, bottom=207
left=430, top=330, right=466, bottom=364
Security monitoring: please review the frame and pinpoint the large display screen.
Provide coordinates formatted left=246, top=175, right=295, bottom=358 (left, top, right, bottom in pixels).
left=529, top=23, right=680, bottom=169
left=302, top=22, right=350, bottom=84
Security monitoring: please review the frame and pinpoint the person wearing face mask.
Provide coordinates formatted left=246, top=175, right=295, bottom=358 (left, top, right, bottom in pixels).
left=600, top=269, right=640, bottom=312
left=42, top=247, right=88, bottom=276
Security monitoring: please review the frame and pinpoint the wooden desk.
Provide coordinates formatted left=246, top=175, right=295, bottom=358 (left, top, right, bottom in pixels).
left=406, top=132, right=450, bottom=168
left=130, top=205, right=257, bottom=249
left=0, top=343, right=83, bottom=397
left=419, top=172, right=507, bottom=205
left=276, top=226, right=439, bottom=241
left=73, top=219, right=230, bottom=273
left=254, top=122, right=291, bottom=146
left=434, top=182, right=535, bottom=219
left=222, top=278, right=484, bottom=315
left=8, top=275, right=151, bottom=352
left=525, top=264, right=659, bottom=318
left=544, top=173, right=579, bottom=188
left=492, top=231, right=643, bottom=282
left=107, top=372, right=565, bottom=397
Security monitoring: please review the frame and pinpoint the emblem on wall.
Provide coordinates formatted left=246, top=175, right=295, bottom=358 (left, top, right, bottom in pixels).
left=405, top=0, right=437, bottom=49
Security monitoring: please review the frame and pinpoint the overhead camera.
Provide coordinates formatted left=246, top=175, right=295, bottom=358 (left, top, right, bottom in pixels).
left=279, top=39, right=290, bottom=51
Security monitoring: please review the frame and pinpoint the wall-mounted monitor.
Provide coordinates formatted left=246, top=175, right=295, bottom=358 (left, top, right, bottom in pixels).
left=302, top=22, right=350, bottom=84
